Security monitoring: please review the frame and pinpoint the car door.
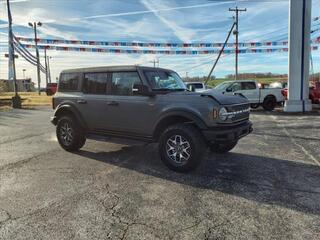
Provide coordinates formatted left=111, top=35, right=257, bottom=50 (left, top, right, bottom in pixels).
left=75, top=72, right=110, bottom=131
left=235, top=82, right=259, bottom=103
left=102, top=71, right=156, bottom=137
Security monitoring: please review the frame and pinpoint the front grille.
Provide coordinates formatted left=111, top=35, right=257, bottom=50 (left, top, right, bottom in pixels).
left=225, top=103, right=250, bottom=122
left=226, top=103, right=250, bottom=112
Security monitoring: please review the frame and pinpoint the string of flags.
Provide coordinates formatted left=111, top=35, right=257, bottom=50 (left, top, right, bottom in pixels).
left=16, top=36, right=320, bottom=48
left=21, top=43, right=319, bottom=55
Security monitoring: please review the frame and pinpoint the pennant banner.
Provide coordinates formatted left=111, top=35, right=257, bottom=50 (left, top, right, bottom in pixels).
left=21, top=44, right=319, bottom=55
left=16, top=36, right=320, bottom=48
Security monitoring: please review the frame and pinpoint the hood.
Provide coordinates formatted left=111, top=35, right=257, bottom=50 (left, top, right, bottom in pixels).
left=164, top=90, right=249, bottom=105
left=200, top=89, right=249, bottom=105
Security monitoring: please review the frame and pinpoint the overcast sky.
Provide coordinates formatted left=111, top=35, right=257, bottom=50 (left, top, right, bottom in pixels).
left=0, top=0, right=320, bottom=86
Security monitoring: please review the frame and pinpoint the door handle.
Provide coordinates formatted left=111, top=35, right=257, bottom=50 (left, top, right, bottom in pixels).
left=77, top=99, right=87, bottom=104
left=107, top=101, right=119, bottom=106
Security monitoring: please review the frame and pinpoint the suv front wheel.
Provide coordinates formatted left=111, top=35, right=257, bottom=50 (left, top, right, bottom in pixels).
left=56, top=115, right=86, bottom=152
left=159, top=124, right=205, bottom=172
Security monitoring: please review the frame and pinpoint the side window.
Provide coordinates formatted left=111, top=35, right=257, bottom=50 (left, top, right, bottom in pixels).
left=83, top=72, right=108, bottom=94
left=111, top=72, right=141, bottom=96
left=59, top=73, right=79, bottom=91
left=230, top=82, right=241, bottom=92
left=241, top=82, right=256, bottom=90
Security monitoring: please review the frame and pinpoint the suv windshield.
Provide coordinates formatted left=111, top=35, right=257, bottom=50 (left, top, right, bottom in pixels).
left=144, top=70, right=186, bottom=90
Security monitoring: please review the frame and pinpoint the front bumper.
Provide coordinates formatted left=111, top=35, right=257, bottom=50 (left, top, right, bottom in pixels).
left=51, top=116, right=57, bottom=125
left=202, top=120, right=253, bottom=143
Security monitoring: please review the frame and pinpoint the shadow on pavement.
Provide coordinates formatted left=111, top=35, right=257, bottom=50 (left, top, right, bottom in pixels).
left=76, top=145, right=320, bottom=215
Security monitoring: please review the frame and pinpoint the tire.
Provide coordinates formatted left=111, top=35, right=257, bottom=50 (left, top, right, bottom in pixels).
left=159, top=124, right=205, bottom=173
left=262, top=96, right=276, bottom=111
left=250, top=103, right=259, bottom=109
left=210, top=141, right=238, bottom=153
left=76, top=137, right=86, bottom=149
left=56, top=115, right=86, bottom=152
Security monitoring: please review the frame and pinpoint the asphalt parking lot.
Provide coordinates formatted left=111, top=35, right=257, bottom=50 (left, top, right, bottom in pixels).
left=0, top=107, right=319, bottom=240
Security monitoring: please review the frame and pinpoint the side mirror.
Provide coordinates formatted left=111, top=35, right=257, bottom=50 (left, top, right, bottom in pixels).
left=226, top=87, right=232, bottom=92
left=132, top=84, right=154, bottom=96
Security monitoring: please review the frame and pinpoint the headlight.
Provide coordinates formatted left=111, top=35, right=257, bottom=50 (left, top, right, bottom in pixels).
left=219, top=107, right=228, bottom=121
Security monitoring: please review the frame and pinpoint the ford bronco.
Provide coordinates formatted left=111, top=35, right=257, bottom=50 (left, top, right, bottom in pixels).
left=51, top=66, right=252, bottom=172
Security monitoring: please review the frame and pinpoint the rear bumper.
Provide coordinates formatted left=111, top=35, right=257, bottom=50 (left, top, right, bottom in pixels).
left=202, top=121, right=253, bottom=143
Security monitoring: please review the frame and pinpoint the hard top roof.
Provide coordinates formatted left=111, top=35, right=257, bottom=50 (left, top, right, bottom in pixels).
left=61, top=65, right=173, bottom=74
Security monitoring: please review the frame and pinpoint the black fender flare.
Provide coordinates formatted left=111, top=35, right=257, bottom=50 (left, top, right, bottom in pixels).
left=53, top=103, right=87, bottom=129
left=153, top=110, right=207, bottom=139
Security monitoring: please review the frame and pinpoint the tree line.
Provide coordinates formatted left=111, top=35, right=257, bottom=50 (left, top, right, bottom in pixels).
left=183, top=72, right=320, bottom=83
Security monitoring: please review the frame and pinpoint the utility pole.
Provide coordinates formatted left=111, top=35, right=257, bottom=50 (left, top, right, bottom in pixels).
left=44, top=48, right=48, bottom=86
left=150, top=58, right=159, bottom=68
left=229, top=7, right=246, bottom=81
left=47, top=56, right=52, bottom=83
left=28, top=21, right=42, bottom=95
left=6, top=0, right=21, bottom=108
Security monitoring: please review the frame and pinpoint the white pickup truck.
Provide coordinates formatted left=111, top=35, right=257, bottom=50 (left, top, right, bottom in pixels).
left=208, top=80, right=285, bottom=111
left=185, top=82, right=211, bottom=92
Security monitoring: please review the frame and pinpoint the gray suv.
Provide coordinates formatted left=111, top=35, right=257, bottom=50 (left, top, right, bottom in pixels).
left=51, top=66, right=252, bottom=172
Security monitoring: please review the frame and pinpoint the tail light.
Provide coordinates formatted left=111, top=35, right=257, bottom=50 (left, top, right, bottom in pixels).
left=281, top=89, right=287, bottom=99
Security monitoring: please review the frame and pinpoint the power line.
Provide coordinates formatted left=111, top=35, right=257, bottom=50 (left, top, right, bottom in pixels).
left=205, top=22, right=236, bottom=84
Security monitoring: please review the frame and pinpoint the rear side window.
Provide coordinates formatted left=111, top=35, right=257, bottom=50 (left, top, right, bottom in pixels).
left=59, top=73, right=80, bottom=91
left=111, top=72, right=141, bottom=96
left=241, top=82, right=256, bottom=90
left=83, top=72, right=108, bottom=94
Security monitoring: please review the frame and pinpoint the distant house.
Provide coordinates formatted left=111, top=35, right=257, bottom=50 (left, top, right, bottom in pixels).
left=0, top=78, right=35, bottom=92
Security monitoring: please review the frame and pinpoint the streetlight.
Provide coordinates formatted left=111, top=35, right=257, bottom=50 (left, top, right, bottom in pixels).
left=22, top=69, right=26, bottom=79
left=28, top=21, right=42, bottom=95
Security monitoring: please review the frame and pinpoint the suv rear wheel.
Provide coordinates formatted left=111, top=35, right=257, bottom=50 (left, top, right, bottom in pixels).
left=210, top=141, right=237, bottom=153
left=159, top=124, right=205, bottom=172
left=56, top=115, right=86, bottom=151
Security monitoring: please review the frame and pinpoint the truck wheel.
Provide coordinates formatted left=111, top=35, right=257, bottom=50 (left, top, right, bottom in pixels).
left=250, top=103, right=259, bottom=109
left=262, top=96, right=276, bottom=111
left=56, top=115, right=86, bottom=152
left=159, top=124, right=205, bottom=172
left=210, top=141, right=237, bottom=153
